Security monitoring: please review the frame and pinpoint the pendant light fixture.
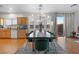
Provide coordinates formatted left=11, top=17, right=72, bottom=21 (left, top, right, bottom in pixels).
left=38, top=4, right=43, bottom=23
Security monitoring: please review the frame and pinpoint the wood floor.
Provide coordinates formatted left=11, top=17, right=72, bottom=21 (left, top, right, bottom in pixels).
left=0, top=38, right=79, bottom=54
left=0, top=39, right=26, bottom=54
left=66, top=38, right=79, bottom=54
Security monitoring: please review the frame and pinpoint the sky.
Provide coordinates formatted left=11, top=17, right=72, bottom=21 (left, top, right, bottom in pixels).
left=57, top=16, right=64, bottom=24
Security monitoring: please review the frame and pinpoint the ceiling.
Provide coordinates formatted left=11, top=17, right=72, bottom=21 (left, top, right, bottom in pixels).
left=0, top=4, right=79, bottom=13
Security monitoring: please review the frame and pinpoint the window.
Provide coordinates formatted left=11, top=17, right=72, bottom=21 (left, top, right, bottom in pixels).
left=4, top=18, right=17, bottom=25
left=1, top=18, right=4, bottom=25
left=56, top=16, right=64, bottom=24
left=5, top=19, right=12, bottom=25
left=12, top=19, right=17, bottom=25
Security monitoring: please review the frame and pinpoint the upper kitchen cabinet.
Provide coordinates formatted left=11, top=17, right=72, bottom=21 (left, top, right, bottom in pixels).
left=17, top=17, right=28, bottom=25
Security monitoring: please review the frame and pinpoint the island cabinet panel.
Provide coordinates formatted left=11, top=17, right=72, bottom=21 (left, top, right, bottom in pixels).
left=0, top=29, right=11, bottom=38
left=17, top=30, right=26, bottom=39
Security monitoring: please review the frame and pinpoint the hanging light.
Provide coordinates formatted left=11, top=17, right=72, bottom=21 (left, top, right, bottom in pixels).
left=38, top=4, right=43, bottom=21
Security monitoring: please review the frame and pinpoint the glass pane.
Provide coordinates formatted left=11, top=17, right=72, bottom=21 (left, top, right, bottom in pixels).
left=57, top=16, right=64, bottom=24
left=12, top=19, right=17, bottom=25
left=5, top=19, right=12, bottom=25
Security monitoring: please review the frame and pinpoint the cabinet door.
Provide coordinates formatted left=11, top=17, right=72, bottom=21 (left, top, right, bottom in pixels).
left=17, top=30, right=26, bottom=38
left=21, top=17, right=26, bottom=24
left=17, top=17, right=28, bottom=25
left=0, top=29, right=11, bottom=38
left=3, top=29, right=11, bottom=38
left=0, top=30, right=4, bottom=38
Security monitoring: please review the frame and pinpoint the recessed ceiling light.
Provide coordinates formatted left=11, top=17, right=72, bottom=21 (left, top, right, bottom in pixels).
left=9, top=8, right=13, bottom=10
left=32, top=14, right=33, bottom=16
left=8, top=11, right=13, bottom=13
left=8, top=8, right=14, bottom=13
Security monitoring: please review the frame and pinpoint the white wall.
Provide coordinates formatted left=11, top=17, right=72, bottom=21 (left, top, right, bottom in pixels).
left=74, top=12, right=79, bottom=32
left=47, top=13, right=56, bottom=33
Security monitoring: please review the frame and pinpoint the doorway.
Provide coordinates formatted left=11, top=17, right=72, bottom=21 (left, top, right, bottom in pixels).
left=56, top=16, right=66, bottom=50
left=56, top=16, right=64, bottom=37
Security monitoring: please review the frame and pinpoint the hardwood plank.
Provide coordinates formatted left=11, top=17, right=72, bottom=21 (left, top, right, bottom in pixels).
left=0, top=39, right=26, bottom=54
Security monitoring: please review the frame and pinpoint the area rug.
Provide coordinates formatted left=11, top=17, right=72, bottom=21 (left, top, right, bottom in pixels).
left=15, top=42, right=67, bottom=54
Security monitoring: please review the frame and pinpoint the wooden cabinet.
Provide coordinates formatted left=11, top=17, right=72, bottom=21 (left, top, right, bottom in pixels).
left=0, top=29, right=11, bottom=38
left=17, top=17, right=28, bottom=25
left=0, top=17, right=10, bottom=39
left=17, top=30, right=26, bottom=39
left=17, top=17, right=28, bottom=38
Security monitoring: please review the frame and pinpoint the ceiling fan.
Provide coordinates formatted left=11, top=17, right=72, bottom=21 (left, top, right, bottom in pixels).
left=71, top=4, right=78, bottom=7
